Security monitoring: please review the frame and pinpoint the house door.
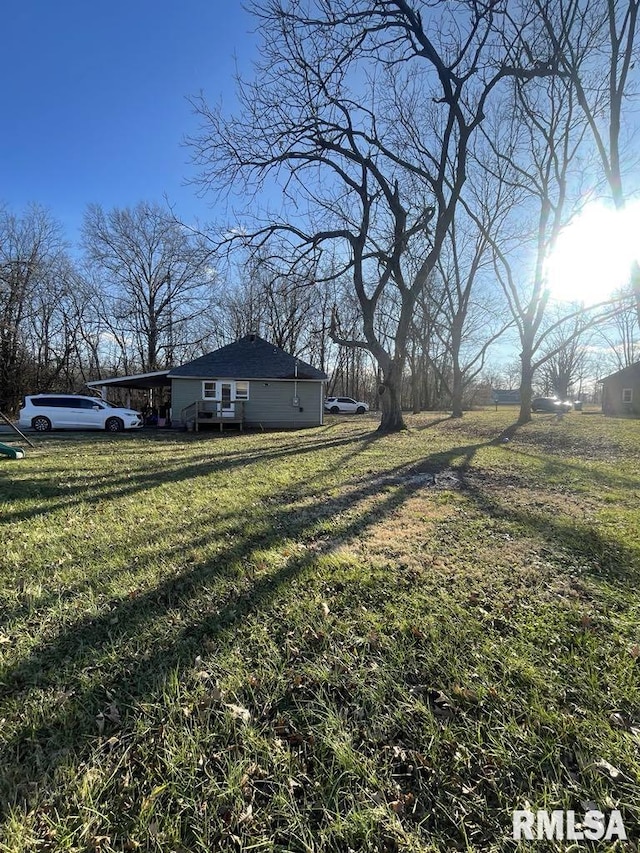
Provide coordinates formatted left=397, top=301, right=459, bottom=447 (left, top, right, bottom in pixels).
left=218, top=382, right=234, bottom=417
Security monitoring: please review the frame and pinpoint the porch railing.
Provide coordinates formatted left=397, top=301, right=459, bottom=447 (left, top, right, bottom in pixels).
left=181, top=400, right=245, bottom=432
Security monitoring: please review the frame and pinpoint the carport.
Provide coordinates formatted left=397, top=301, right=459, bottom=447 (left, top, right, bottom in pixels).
left=86, top=371, right=172, bottom=423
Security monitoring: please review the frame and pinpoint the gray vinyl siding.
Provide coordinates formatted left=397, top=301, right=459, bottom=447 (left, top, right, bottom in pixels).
left=171, top=378, right=203, bottom=424
left=170, top=378, right=324, bottom=428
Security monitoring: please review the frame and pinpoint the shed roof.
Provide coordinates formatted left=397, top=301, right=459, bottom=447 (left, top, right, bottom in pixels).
left=600, top=361, right=640, bottom=383
left=167, top=334, right=327, bottom=381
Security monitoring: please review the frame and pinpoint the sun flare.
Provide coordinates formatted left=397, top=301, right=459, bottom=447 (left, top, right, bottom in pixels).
left=545, top=200, right=640, bottom=304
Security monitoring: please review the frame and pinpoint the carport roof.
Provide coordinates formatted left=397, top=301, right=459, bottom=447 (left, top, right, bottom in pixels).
left=86, top=370, right=171, bottom=391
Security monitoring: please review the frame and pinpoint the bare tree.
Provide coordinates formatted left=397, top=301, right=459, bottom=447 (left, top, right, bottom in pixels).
left=529, top=0, right=640, bottom=322
left=594, top=288, right=639, bottom=370
left=0, top=204, right=72, bottom=410
left=538, top=321, right=591, bottom=399
left=466, top=65, right=624, bottom=423
left=22, top=259, right=90, bottom=391
left=429, top=200, right=512, bottom=417
left=189, top=0, right=559, bottom=432
left=82, top=202, right=218, bottom=373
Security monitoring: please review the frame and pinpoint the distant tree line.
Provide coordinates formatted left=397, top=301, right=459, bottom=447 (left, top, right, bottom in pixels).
left=0, top=193, right=636, bottom=417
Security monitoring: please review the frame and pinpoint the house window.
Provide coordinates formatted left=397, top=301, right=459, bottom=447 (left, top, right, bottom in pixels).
left=203, top=381, right=217, bottom=399
left=622, top=388, right=633, bottom=403
left=202, top=380, right=248, bottom=400
left=235, top=381, right=249, bottom=400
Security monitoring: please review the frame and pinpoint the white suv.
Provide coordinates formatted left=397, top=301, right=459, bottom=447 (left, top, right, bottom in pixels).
left=19, top=395, right=143, bottom=432
left=324, top=396, right=369, bottom=414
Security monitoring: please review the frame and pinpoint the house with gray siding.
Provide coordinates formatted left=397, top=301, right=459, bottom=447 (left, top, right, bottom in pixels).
left=601, top=362, right=640, bottom=417
left=168, top=334, right=327, bottom=429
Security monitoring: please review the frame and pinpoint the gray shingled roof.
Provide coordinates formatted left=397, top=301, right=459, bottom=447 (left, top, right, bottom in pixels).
left=601, top=361, right=640, bottom=382
left=167, top=335, right=327, bottom=381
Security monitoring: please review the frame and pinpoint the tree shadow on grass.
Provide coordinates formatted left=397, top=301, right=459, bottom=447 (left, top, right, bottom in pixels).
left=0, top=428, right=386, bottom=632
left=504, top=444, right=640, bottom=493
left=0, top=429, right=385, bottom=525
left=411, top=415, right=454, bottom=431
left=0, top=432, right=421, bottom=819
left=1, top=428, right=637, bottom=836
left=457, top=466, right=640, bottom=592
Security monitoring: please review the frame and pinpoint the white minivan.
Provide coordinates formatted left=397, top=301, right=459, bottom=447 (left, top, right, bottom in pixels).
left=19, top=394, right=143, bottom=432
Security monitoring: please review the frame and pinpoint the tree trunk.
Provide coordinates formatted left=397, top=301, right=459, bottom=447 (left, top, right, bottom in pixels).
left=632, top=261, right=640, bottom=328
left=451, top=358, right=464, bottom=418
left=518, top=347, right=534, bottom=424
left=377, top=359, right=406, bottom=432
left=410, top=354, right=422, bottom=414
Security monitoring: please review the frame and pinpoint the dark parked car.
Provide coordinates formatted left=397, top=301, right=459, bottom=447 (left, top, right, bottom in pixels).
left=531, top=397, right=573, bottom=413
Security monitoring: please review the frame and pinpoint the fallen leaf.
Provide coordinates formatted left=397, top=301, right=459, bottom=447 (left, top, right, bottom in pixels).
left=427, top=689, right=455, bottom=717
left=595, top=758, right=621, bottom=779
left=238, top=803, right=253, bottom=824
left=320, top=601, right=330, bottom=617
left=225, top=703, right=251, bottom=723
left=452, top=685, right=479, bottom=704
left=609, top=711, right=627, bottom=729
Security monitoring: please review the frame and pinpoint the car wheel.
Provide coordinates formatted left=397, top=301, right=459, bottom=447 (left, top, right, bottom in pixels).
left=330, top=406, right=340, bottom=414
left=32, top=416, right=51, bottom=432
left=356, top=406, right=366, bottom=414
left=105, top=417, right=124, bottom=432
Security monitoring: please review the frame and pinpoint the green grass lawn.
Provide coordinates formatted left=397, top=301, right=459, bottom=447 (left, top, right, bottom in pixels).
left=0, top=411, right=638, bottom=852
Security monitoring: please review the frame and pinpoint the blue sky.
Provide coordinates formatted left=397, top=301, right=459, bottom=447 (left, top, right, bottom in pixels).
left=1, top=1, right=256, bottom=241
